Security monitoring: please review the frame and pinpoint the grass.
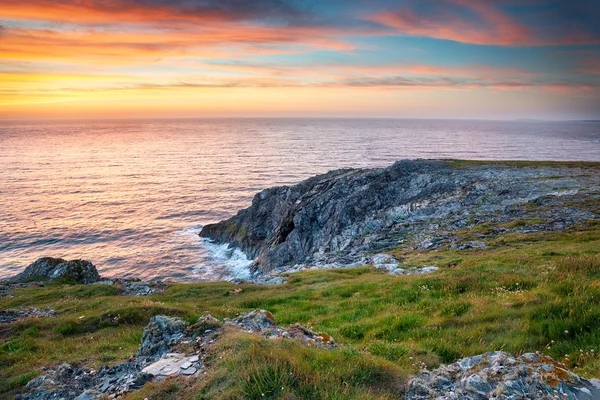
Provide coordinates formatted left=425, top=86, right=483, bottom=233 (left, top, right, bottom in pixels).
left=1, top=223, right=600, bottom=398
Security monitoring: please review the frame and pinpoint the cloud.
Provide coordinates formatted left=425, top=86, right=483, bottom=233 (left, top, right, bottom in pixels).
left=0, top=0, right=309, bottom=26
left=0, top=23, right=357, bottom=65
left=3, top=70, right=594, bottom=93
left=366, top=0, right=600, bottom=46
left=331, top=75, right=597, bottom=91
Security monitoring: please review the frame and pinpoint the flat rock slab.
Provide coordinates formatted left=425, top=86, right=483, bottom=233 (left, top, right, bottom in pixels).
left=141, top=353, right=202, bottom=379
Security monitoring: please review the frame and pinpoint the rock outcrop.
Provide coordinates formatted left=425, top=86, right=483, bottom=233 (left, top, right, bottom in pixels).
left=200, top=160, right=599, bottom=275
left=18, top=310, right=335, bottom=399
left=406, top=351, right=600, bottom=399
left=226, top=309, right=336, bottom=348
left=137, top=315, right=187, bottom=361
left=11, top=257, right=101, bottom=284
left=0, top=306, right=57, bottom=324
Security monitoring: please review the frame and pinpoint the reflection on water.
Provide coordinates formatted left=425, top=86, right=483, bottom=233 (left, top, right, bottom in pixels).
left=0, top=118, right=599, bottom=281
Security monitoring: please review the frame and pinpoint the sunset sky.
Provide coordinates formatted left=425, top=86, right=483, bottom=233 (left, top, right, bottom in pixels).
left=1, top=0, right=599, bottom=120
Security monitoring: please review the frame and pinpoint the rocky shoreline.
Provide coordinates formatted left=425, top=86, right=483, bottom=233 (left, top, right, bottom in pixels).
left=200, top=160, right=600, bottom=281
left=2, top=160, right=600, bottom=399
left=1, top=257, right=167, bottom=298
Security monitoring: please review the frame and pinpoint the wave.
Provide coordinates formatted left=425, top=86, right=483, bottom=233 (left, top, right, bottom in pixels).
left=199, top=239, right=252, bottom=280
left=179, top=225, right=252, bottom=280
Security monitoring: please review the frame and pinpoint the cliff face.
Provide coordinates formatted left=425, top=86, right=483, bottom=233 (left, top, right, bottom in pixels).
left=200, top=160, right=599, bottom=274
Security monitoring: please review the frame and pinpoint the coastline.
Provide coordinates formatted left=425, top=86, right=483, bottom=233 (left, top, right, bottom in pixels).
left=2, top=159, right=600, bottom=399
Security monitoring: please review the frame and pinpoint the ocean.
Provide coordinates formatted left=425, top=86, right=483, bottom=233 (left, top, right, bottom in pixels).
left=1, top=118, right=599, bottom=281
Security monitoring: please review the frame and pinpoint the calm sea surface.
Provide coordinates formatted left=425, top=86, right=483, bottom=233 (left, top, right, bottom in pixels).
left=1, top=118, right=599, bottom=281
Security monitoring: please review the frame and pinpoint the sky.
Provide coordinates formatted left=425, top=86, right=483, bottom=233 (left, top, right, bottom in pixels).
left=1, top=0, right=599, bottom=120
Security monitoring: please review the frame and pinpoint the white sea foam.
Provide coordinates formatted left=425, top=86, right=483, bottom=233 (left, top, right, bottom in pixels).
left=199, top=239, right=252, bottom=280
left=181, top=224, right=252, bottom=281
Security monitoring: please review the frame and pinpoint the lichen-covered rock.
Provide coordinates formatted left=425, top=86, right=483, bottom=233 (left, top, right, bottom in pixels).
left=18, top=315, right=208, bottom=399
left=406, top=351, right=600, bottom=399
left=137, top=315, right=187, bottom=360
left=12, top=257, right=101, bottom=284
left=227, top=309, right=277, bottom=333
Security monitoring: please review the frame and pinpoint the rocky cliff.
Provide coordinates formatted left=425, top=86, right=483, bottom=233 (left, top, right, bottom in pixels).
left=200, top=160, right=599, bottom=275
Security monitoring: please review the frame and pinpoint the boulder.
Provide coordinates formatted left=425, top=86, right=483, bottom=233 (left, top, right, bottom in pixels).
left=137, top=315, right=187, bottom=360
left=12, top=257, right=101, bottom=284
left=227, top=309, right=277, bottom=333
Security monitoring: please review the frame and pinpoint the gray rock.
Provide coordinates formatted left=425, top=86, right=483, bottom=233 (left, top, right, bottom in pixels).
left=0, top=306, right=57, bottom=324
left=137, top=316, right=187, bottom=360
left=406, top=351, right=600, bottom=399
left=200, top=160, right=599, bottom=276
left=11, top=257, right=101, bottom=284
left=449, top=241, right=487, bottom=250
left=226, top=309, right=277, bottom=333
left=141, top=353, right=201, bottom=379
left=74, top=389, right=102, bottom=400
left=112, top=279, right=166, bottom=296
left=225, top=309, right=336, bottom=348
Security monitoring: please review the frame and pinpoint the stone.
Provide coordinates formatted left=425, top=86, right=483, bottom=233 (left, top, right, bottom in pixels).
left=449, top=241, right=488, bottom=250
left=182, top=367, right=197, bottom=375
left=111, top=279, right=167, bottom=296
left=227, top=309, right=277, bottom=333
left=406, top=351, right=600, bottom=399
left=137, top=316, right=187, bottom=360
left=74, top=389, right=103, bottom=400
left=0, top=307, right=57, bottom=324
left=11, top=257, right=101, bottom=284
left=141, top=353, right=201, bottom=379
left=180, top=361, right=192, bottom=370
left=371, top=253, right=399, bottom=267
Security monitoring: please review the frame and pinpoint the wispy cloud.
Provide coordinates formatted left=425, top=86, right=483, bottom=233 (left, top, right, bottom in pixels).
left=366, top=0, right=600, bottom=46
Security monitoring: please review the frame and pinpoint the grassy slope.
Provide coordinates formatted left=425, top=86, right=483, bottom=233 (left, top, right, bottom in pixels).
left=1, top=163, right=600, bottom=399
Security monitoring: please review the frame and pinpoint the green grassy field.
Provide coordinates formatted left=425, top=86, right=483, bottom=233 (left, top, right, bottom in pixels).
left=1, top=216, right=599, bottom=399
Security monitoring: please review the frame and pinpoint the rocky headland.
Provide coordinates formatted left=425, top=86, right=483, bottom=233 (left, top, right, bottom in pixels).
left=200, top=160, right=600, bottom=279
